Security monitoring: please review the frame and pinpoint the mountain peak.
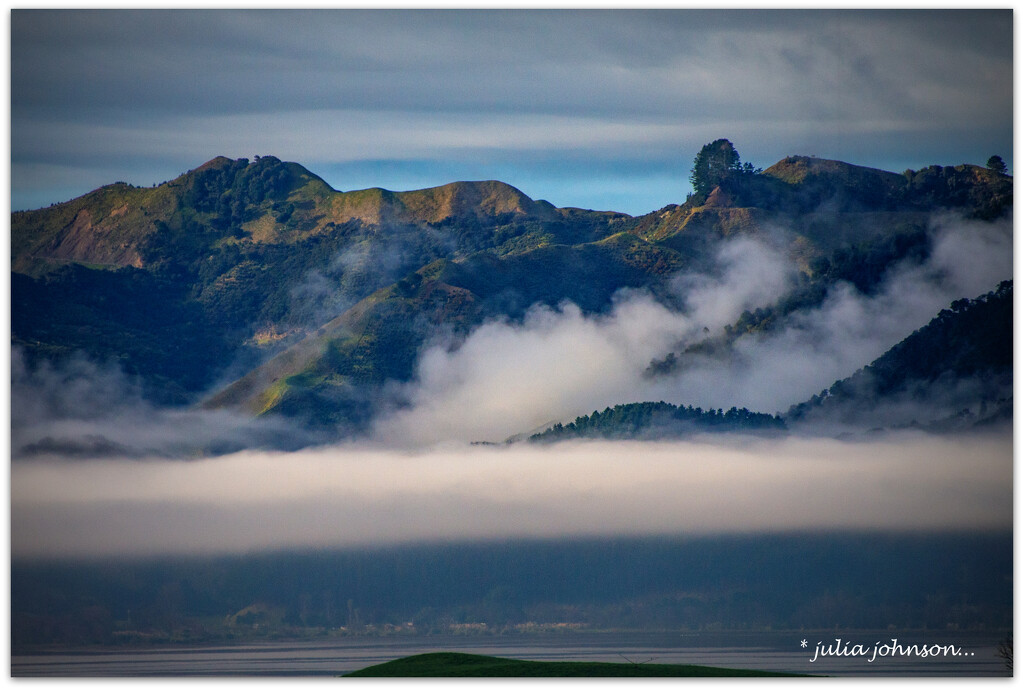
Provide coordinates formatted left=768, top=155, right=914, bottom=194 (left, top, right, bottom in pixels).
left=398, top=180, right=549, bottom=223
left=193, top=155, right=236, bottom=172
left=329, top=179, right=556, bottom=226
left=763, top=155, right=905, bottom=186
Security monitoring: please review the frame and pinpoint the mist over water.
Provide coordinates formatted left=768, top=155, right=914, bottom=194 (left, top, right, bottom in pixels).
left=11, top=432, right=1011, bottom=559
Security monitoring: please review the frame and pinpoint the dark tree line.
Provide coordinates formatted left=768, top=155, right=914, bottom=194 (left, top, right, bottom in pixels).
left=12, top=533, right=1010, bottom=648
left=531, top=401, right=785, bottom=442
left=786, top=280, right=1012, bottom=423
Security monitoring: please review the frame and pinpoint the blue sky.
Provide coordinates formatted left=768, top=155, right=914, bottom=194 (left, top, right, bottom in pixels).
left=11, top=9, right=1013, bottom=215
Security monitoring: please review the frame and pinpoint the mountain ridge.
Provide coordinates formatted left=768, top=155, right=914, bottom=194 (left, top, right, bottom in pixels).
left=11, top=148, right=1013, bottom=440
left=12, top=157, right=567, bottom=276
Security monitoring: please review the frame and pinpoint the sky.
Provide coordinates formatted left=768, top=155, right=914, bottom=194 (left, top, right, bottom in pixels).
left=9, top=8, right=1014, bottom=215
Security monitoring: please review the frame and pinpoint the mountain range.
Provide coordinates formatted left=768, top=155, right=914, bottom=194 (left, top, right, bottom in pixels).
left=11, top=148, right=1013, bottom=449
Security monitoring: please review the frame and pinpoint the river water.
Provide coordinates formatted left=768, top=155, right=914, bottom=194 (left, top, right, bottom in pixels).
left=12, top=631, right=1008, bottom=677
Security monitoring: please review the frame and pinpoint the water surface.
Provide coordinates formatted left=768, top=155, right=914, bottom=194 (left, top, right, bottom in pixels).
left=12, top=631, right=1007, bottom=677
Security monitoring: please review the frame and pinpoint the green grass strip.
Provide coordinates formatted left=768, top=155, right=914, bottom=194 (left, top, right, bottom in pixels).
left=346, top=652, right=809, bottom=677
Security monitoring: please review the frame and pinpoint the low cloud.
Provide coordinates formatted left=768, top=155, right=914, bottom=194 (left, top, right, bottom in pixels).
left=375, top=236, right=795, bottom=445
left=11, top=348, right=322, bottom=460
left=647, top=214, right=1013, bottom=414
left=9, top=215, right=1012, bottom=561
left=375, top=217, right=1011, bottom=445
left=12, top=214, right=1009, bottom=457
left=11, top=432, right=1012, bottom=559
left=672, top=232, right=797, bottom=333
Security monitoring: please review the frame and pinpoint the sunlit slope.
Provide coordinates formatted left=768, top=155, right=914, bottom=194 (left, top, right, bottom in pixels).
left=634, top=156, right=1011, bottom=262
left=12, top=152, right=1012, bottom=422
left=12, top=156, right=632, bottom=403
left=12, top=156, right=579, bottom=275
left=204, top=231, right=687, bottom=422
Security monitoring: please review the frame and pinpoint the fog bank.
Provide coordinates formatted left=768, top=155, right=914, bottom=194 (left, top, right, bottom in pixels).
left=375, top=217, right=1012, bottom=445
left=10, top=347, right=323, bottom=459
left=12, top=432, right=1011, bottom=559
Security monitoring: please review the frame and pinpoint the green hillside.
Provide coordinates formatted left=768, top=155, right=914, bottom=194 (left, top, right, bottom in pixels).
left=12, top=156, right=632, bottom=407
left=203, top=233, right=688, bottom=423
left=11, top=147, right=1013, bottom=433
left=634, top=154, right=1009, bottom=262
left=345, top=652, right=805, bottom=677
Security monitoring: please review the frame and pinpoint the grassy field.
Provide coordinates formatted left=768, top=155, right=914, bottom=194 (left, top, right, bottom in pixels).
left=345, top=652, right=809, bottom=677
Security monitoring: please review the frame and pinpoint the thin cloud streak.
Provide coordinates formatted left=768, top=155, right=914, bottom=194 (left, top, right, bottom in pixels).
left=15, top=111, right=697, bottom=166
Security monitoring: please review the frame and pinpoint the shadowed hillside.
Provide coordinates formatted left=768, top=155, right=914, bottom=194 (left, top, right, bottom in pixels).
left=11, top=147, right=1012, bottom=436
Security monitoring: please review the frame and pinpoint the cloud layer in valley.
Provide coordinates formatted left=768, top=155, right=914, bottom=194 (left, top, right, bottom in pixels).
left=10, top=432, right=1012, bottom=559
left=374, top=234, right=795, bottom=445
left=375, top=215, right=1012, bottom=445
left=11, top=209, right=1011, bottom=460
left=10, top=348, right=324, bottom=460
left=9, top=219, right=1012, bottom=562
